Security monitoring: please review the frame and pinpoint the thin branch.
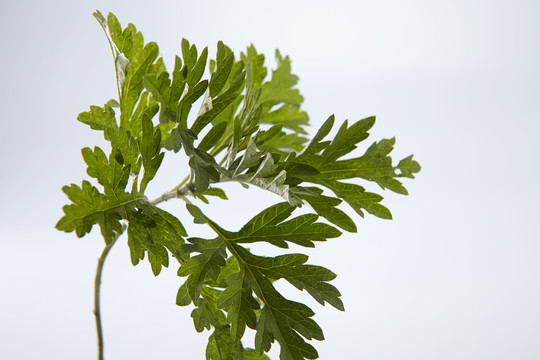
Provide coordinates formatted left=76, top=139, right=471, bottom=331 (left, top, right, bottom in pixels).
left=93, top=225, right=125, bottom=360
left=150, top=185, right=191, bottom=205
left=93, top=184, right=190, bottom=360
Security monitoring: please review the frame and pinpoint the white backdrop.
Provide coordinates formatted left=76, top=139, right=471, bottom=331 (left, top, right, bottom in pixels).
left=1, top=0, right=539, bottom=359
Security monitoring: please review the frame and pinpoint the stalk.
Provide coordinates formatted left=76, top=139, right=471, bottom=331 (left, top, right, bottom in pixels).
left=93, top=185, right=190, bottom=359
left=93, top=229, right=123, bottom=360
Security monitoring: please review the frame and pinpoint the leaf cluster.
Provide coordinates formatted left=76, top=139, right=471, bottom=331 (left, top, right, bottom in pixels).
left=56, top=10, right=420, bottom=360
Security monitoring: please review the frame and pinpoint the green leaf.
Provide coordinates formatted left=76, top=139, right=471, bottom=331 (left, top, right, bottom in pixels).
left=191, top=70, right=245, bottom=135
left=199, top=121, right=228, bottom=151
left=77, top=104, right=117, bottom=131
left=236, top=46, right=310, bottom=160
left=297, top=117, right=412, bottom=198
left=397, top=154, right=421, bottom=179
left=171, top=55, right=187, bottom=103
left=81, top=146, right=131, bottom=195
left=93, top=11, right=130, bottom=99
left=191, top=292, right=227, bottom=332
left=95, top=12, right=164, bottom=137
left=186, top=203, right=207, bottom=224
left=194, top=187, right=228, bottom=204
left=210, top=43, right=234, bottom=97
left=298, top=187, right=357, bottom=232
left=229, top=244, right=323, bottom=360
left=164, top=124, right=197, bottom=154
left=304, top=115, right=334, bottom=156
left=143, top=71, right=171, bottom=107
left=206, top=326, right=271, bottom=360
left=281, top=162, right=319, bottom=177
left=187, top=47, right=208, bottom=88
left=314, top=180, right=393, bottom=220
left=56, top=181, right=140, bottom=243
left=206, top=327, right=245, bottom=360
left=262, top=105, right=308, bottom=134
left=141, top=57, right=188, bottom=128
left=186, top=205, right=342, bottom=360
left=189, top=149, right=221, bottom=193
left=260, top=50, right=303, bottom=108
left=106, top=99, right=120, bottom=108
left=235, top=65, right=262, bottom=137
left=178, top=236, right=227, bottom=300
left=129, top=91, right=160, bottom=139
left=120, top=41, right=161, bottom=129
left=181, top=38, right=198, bottom=71
left=253, top=124, right=283, bottom=146
left=240, top=251, right=344, bottom=311
left=320, top=116, right=375, bottom=163
left=242, top=349, right=270, bottom=360
left=318, top=138, right=408, bottom=194
left=126, top=213, right=168, bottom=275
left=232, top=202, right=341, bottom=248
left=221, top=138, right=304, bottom=205
left=106, top=126, right=142, bottom=176
left=288, top=116, right=421, bottom=221
left=207, top=256, right=240, bottom=289
left=191, top=90, right=242, bottom=135
left=255, top=301, right=319, bottom=360
left=216, top=270, right=259, bottom=342
left=178, top=79, right=209, bottom=128
left=126, top=203, right=186, bottom=275
left=176, top=283, right=191, bottom=306
left=139, top=118, right=164, bottom=193
left=241, top=45, right=267, bottom=89
left=264, top=132, right=308, bottom=153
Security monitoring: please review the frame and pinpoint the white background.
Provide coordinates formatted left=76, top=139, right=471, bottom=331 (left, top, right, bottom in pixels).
left=1, top=0, right=539, bottom=359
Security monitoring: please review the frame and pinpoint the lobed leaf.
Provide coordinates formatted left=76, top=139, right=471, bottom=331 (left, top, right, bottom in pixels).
left=260, top=50, right=303, bottom=109
left=182, top=204, right=343, bottom=360
left=126, top=203, right=186, bottom=275
left=397, top=154, right=421, bottom=179
left=191, top=290, right=228, bottom=332
left=239, top=251, right=344, bottom=311
left=298, top=187, right=357, bottom=232
left=210, top=44, right=235, bottom=97
left=139, top=118, right=165, bottom=193
left=77, top=104, right=117, bottom=132
left=206, top=327, right=244, bottom=360
left=178, top=236, right=227, bottom=300
left=295, top=116, right=421, bottom=220
left=56, top=181, right=139, bottom=243
left=81, top=146, right=131, bottom=195
left=216, top=270, right=259, bottom=342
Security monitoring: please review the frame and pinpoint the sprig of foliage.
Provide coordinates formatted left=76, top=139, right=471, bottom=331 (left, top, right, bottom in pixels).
left=56, top=10, right=420, bottom=360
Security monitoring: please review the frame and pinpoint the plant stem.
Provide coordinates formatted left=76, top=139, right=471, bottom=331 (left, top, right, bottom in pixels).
left=151, top=184, right=191, bottom=205
left=93, top=185, right=190, bottom=360
left=93, top=227, right=124, bottom=360
left=172, top=175, right=190, bottom=192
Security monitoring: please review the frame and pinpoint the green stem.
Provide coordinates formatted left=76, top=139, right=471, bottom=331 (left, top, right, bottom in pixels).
left=172, top=175, right=190, bottom=192
left=151, top=184, right=191, bottom=205
left=93, top=185, right=190, bottom=360
left=93, top=226, right=124, bottom=360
